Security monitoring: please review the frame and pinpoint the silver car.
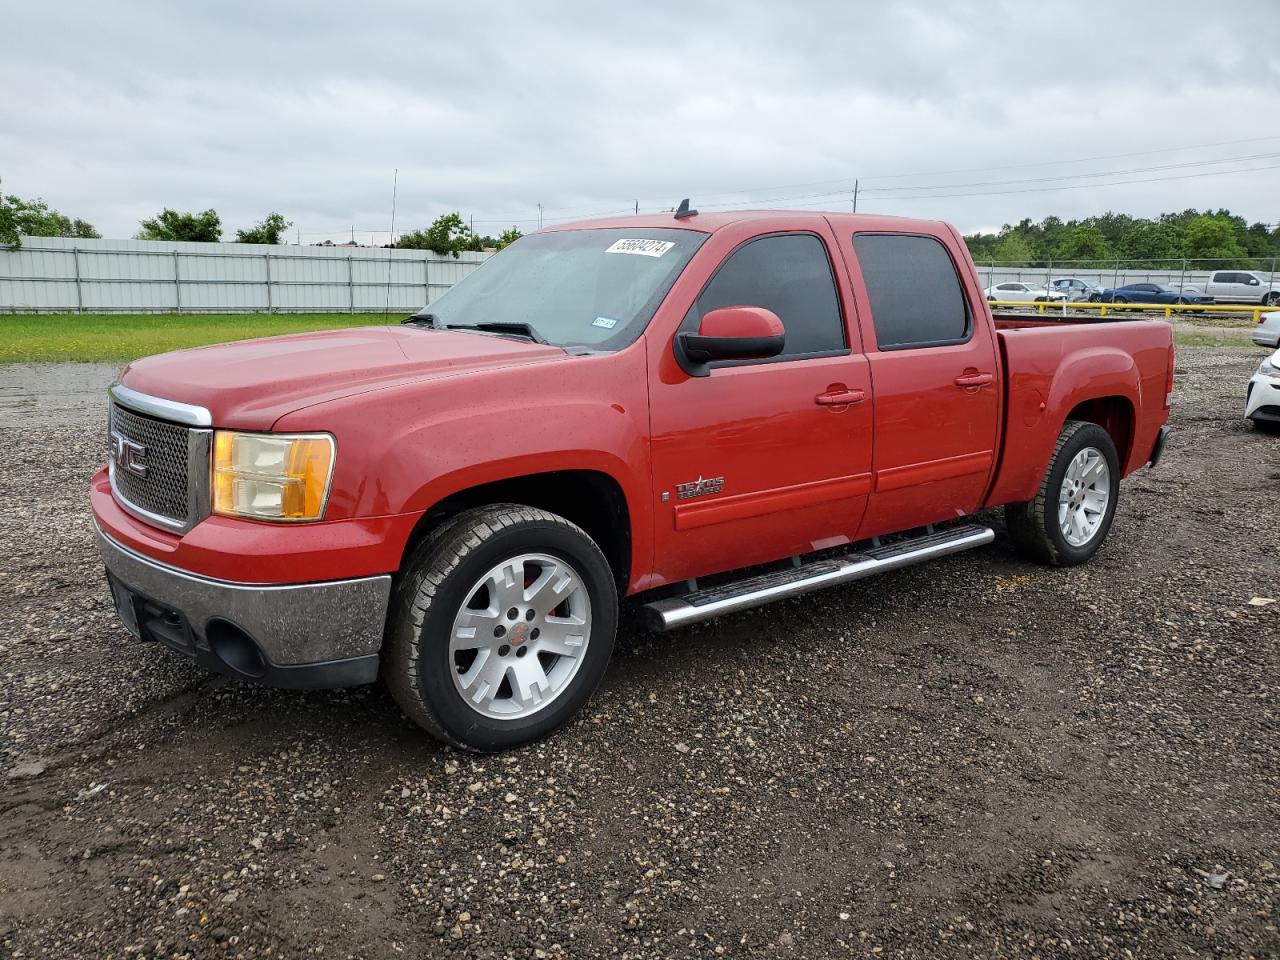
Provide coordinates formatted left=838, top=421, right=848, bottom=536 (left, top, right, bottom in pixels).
left=1254, top=311, right=1280, bottom=348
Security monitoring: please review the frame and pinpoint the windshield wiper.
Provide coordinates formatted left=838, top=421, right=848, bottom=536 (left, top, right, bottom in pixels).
left=445, top=321, right=548, bottom=344
left=401, top=312, right=437, bottom=326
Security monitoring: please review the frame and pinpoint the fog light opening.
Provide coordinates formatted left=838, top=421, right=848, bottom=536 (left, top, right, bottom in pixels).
left=206, top=619, right=267, bottom=678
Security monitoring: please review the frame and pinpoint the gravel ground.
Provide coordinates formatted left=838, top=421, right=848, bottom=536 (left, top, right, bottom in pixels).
left=1, top=348, right=1277, bottom=959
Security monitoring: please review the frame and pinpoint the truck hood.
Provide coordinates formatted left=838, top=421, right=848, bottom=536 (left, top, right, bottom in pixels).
left=118, top=325, right=567, bottom=429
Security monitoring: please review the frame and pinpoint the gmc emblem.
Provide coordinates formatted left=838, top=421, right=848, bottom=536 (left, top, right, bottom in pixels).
left=109, top=430, right=149, bottom=479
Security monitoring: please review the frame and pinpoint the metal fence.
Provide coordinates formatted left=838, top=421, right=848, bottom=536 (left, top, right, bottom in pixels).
left=0, top=237, right=492, bottom=314
left=976, top=257, right=1278, bottom=293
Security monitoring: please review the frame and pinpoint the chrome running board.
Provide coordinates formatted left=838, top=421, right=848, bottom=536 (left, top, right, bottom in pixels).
left=642, top=523, right=994, bottom=632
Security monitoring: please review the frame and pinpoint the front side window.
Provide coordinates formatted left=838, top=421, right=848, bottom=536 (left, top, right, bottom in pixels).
left=421, top=227, right=706, bottom=350
left=853, top=233, right=969, bottom=350
left=684, top=233, right=846, bottom=359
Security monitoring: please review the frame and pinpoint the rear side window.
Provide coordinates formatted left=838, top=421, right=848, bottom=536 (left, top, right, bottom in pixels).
left=685, top=233, right=845, bottom=358
left=853, top=234, right=969, bottom=350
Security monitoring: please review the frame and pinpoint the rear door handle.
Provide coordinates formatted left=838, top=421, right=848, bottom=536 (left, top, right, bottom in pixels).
left=815, top=388, right=865, bottom=406
left=954, top=372, right=994, bottom=389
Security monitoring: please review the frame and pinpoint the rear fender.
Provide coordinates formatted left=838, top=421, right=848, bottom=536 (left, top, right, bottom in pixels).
left=986, top=345, right=1141, bottom=507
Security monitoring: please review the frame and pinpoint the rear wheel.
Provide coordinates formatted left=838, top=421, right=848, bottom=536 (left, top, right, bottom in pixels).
left=383, top=504, right=618, bottom=751
left=1006, top=421, right=1120, bottom=566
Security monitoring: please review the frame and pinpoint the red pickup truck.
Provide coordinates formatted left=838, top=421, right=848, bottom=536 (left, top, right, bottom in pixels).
left=93, top=209, right=1173, bottom=750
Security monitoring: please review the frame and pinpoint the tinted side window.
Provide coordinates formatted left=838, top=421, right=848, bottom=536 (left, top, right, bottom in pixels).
left=687, top=234, right=845, bottom=358
left=853, top=234, right=969, bottom=350
left=1215, top=272, right=1238, bottom=283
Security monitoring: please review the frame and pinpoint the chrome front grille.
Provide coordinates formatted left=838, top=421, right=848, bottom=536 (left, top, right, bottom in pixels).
left=107, top=392, right=212, bottom=533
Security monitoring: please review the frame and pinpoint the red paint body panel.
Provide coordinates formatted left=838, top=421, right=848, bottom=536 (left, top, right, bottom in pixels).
left=92, top=211, right=1172, bottom=597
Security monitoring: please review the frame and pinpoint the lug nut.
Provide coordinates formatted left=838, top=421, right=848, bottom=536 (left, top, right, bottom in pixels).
left=530, top=628, right=540, bottom=640
left=498, top=644, right=510, bottom=657
left=516, top=647, right=528, bottom=658
left=494, top=625, right=506, bottom=638
left=525, top=609, right=535, bottom=621
left=507, top=607, right=519, bottom=620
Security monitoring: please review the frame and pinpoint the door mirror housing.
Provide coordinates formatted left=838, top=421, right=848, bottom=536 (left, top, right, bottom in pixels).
left=674, top=306, right=786, bottom=377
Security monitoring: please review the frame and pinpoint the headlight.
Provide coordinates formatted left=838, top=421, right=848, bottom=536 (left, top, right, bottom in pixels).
left=213, top=432, right=335, bottom=522
left=1260, top=356, right=1279, bottom=378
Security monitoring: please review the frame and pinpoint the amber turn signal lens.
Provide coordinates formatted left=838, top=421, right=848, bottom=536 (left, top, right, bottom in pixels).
left=212, top=431, right=335, bottom=522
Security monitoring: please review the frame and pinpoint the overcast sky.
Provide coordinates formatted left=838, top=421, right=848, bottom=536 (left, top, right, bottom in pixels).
left=3, top=0, right=1278, bottom=242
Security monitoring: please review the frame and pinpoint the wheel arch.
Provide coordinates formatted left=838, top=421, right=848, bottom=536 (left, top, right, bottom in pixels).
left=1063, top=395, right=1136, bottom=467
left=401, top=468, right=634, bottom=595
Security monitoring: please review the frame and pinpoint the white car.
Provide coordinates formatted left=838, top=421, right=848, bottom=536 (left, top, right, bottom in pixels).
left=1048, top=277, right=1105, bottom=302
left=984, top=282, right=1068, bottom=304
left=1246, top=349, right=1280, bottom=432
left=1253, top=311, right=1280, bottom=348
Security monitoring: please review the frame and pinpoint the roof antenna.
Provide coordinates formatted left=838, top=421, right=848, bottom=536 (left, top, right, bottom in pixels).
left=674, top=198, right=697, bottom=220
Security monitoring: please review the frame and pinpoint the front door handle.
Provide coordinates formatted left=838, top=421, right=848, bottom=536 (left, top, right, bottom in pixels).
left=815, top=388, right=866, bottom=407
left=954, top=372, right=994, bottom=389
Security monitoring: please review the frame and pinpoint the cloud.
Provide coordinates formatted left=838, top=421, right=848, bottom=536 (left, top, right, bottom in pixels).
left=3, top=0, right=1278, bottom=241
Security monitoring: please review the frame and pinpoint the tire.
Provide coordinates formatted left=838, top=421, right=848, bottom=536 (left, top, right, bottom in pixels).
left=1113, top=296, right=1128, bottom=304
left=383, top=504, right=618, bottom=751
left=1252, top=418, right=1280, bottom=435
left=1265, top=292, right=1280, bottom=307
left=1088, top=294, right=1102, bottom=303
left=1005, top=421, right=1121, bottom=567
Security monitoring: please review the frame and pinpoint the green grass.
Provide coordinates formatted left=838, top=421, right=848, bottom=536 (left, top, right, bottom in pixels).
left=0, top=313, right=398, bottom=363
left=1173, top=331, right=1252, bottom=348
left=1, top=311, right=1256, bottom=363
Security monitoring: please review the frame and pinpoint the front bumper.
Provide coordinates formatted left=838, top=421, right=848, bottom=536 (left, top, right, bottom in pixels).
left=96, top=526, right=391, bottom=688
left=1246, top=373, right=1280, bottom=423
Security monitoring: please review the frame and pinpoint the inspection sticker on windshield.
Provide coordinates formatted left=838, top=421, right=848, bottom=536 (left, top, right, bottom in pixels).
left=592, top=316, right=618, bottom=329
left=605, top=238, right=675, bottom=258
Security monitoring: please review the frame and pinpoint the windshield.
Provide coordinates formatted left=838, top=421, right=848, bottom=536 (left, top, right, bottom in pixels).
left=419, top=227, right=706, bottom=350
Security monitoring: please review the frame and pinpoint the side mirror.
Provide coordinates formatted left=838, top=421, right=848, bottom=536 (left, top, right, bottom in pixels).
left=674, top=306, right=785, bottom=377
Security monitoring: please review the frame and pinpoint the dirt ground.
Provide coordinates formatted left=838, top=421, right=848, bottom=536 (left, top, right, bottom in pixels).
left=1, top=347, right=1276, bottom=959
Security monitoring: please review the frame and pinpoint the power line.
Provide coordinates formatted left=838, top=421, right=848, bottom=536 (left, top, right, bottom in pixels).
left=719, top=162, right=1280, bottom=207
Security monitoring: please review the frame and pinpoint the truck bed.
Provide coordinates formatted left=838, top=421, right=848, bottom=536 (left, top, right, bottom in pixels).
left=985, top=315, right=1173, bottom=509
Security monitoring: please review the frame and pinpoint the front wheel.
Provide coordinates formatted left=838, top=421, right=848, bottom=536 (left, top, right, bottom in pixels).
left=383, top=504, right=618, bottom=751
left=1005, top=421, right=1120, bottom=566
left=1265, top=292, right=1280, bottom=307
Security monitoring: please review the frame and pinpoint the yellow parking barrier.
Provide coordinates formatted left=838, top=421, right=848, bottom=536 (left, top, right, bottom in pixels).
left=986, top=300, right=1276, bottom=321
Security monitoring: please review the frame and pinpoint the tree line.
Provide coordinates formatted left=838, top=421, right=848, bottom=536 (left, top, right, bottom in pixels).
left=1, top=193, right=522, bottom=255
left=7, top=189, right=1273, bottom=267
left=963, top=209, right=1280, bottom=267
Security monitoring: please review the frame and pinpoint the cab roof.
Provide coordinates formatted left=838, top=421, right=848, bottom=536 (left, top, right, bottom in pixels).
left=544, top=209, right=954, bottom=236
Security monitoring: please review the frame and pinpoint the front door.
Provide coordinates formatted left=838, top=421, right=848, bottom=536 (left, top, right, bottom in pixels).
left=646, top=227, right=873, bottom=587
left=838, top=229, right=1001, bottom=539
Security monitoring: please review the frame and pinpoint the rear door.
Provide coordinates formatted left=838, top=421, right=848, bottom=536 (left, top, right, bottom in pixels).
left=645, top=222, right=874, bottom=585
left=833, top=228, right=1001, bottom=539
left=1208, top=271, right=1248, bottom=301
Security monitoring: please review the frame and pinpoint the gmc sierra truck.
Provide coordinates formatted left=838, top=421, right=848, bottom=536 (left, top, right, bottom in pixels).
left=93, top=209, right=1174, bottom=751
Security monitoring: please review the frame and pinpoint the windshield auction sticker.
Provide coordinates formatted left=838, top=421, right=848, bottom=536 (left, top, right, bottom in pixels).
left=605, top=238, right=675, bottom=257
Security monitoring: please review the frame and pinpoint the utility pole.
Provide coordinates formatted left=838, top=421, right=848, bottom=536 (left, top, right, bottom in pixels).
left=635, top=199, right=639, bottom=215
left=852, top=179, right=859, bottom=214
left=537, top=203, right=543, bottom=230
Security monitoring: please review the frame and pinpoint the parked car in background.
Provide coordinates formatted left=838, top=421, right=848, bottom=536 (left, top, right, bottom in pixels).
left=1049, top=277, right=1105, bottom=302
left=1246, top=349, right=1280, bottom=432
left=984, top=281, right=1067, bottom=304
left=1100, top=283, right=1203, bottom=306
left=1183, top=270, right=1280, bottom=306
left=1254, top=311, right=1280, bottom=348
